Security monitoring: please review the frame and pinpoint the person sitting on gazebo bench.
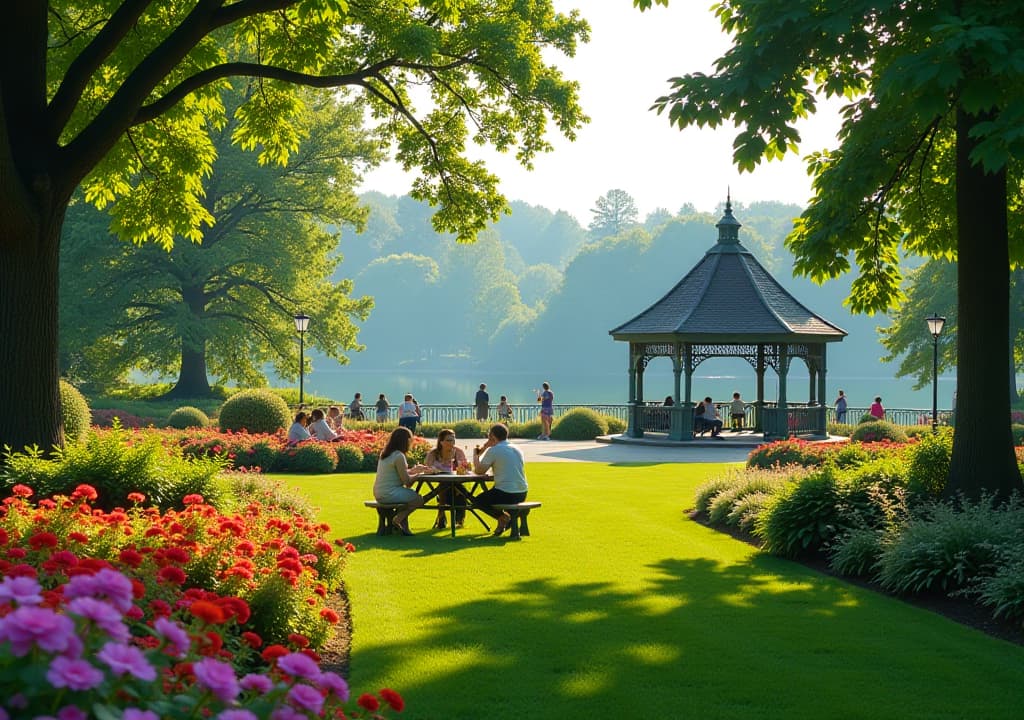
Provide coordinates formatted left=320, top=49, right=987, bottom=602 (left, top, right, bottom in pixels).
left=694, top=397, right=723, bottom=438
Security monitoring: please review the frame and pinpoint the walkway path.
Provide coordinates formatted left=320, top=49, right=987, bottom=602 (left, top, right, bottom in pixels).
left=453, top=437, right=752, bottom=464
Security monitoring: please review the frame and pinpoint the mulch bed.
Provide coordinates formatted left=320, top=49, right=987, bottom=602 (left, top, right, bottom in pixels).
left=687, top=510, right=1024, bottom=647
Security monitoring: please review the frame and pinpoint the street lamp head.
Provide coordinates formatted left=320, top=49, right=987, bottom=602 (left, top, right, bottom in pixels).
left=926, top=314, right=946, bottom=339
left=294, top=313, right=310, bottom=334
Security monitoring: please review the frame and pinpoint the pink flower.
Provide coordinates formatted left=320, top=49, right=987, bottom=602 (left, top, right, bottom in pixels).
left=217, top=712, right=258, bottom=720
left=319, top=671, right=349, bottom=701
left=67, top=597, right=130, bottom=642
left=64, top=568, right=134, bottom=613
left=0, top=606, right=76, bottom=656
left=269, top=707, right=305, bottom=720
left=287, top=684, right=324, bottom=714
left=0, top=576, right=43, bottom=605
left=96, top=642, right=157, bottom=681
left=154, top=616, right=191, bottom=658
left=193, top=658, right=240, bottom=703
left=122, top=711, right=159, bottom=720
left=276, top=652, right=321, bottom=681
left=239, top=673, right=274, bottom=694
left=58, top=707, right=88, bottom=720
left=46, top=657, right=104, bottom=691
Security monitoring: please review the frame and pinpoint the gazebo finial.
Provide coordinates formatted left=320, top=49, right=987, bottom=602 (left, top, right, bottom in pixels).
left=715, top=191, right=741, bottom=244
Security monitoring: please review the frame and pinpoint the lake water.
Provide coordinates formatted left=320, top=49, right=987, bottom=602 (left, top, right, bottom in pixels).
left=296, top=365, right=958, bottom=411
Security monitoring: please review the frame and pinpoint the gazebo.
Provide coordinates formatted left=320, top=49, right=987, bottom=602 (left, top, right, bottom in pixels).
left=608, top=198, right=847, bottom=440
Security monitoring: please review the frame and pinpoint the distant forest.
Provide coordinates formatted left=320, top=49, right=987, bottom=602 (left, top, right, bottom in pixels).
left=330, top=193, right=900, bottom=383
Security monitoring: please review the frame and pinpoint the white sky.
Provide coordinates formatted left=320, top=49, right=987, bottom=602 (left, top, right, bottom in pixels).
left=358, top=2, right=844, bottom=224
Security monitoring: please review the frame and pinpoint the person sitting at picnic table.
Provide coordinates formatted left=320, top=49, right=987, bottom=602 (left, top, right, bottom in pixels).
left=424, top=428, right=470, bottom=529
left=373, top=427, right=431, bottom=536
left=471, top=423, right=528, bottom=536
left=308, top=408, right=340, bottom=442
left=287, top=411, right=311, bottom=444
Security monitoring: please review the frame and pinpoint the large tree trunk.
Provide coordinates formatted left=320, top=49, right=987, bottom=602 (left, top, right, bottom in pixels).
left=945, top=107, right=1023, bottom=500
left=164, top=283, right=212, bottom=398
left=0, top=205, right=65, bottom=453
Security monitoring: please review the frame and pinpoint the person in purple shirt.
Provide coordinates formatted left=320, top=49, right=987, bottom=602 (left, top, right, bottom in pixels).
left=536, top=381, right=554, bottom=440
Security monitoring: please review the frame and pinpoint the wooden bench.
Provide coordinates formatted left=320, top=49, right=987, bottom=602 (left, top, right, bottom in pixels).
left=364, top=500, right=406, bottom=536
left=492, top=501, right=542, bottom=540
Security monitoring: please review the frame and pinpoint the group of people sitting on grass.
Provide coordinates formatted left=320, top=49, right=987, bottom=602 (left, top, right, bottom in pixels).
left=372, top=423, right=528, bottom=537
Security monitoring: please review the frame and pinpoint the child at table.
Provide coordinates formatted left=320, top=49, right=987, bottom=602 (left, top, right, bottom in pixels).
left=424, top=428, right=469, bottom=529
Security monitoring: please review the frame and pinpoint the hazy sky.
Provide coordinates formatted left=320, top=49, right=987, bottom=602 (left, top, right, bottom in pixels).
left=358, top=2, right=844, bottom=225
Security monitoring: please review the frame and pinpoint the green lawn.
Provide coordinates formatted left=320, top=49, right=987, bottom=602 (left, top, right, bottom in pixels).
left=272, top=464, right=1024, bottom=720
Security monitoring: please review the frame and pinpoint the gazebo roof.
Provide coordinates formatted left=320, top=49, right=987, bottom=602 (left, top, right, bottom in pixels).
left=609, top=200, right=847, bottom=344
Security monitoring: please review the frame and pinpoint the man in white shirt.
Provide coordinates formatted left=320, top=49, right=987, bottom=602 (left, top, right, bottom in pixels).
left=472, top=423, right=528, bottom=535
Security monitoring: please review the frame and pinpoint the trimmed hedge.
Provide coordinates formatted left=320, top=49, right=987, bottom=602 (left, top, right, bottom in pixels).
left=166, top=405, right=210, bottom=429
left=60, top=379, right=91, bottom=443
left=218, top=389, right=291, bottom=434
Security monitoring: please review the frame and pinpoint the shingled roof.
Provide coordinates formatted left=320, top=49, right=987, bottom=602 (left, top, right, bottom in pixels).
left=609, top=201, right=847, bottom=343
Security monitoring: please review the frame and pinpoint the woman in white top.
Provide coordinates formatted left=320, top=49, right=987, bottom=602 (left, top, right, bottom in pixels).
left=397, top=393, right=420, bottom=431
left=308, top=408, right=339, bottom=441
left=287, top=411, right=311, bottom=444
left=373, top=427, right=430, bottom=535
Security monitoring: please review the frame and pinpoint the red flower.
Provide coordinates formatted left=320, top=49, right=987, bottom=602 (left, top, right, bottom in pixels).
left=27, top=532, right=58, bottom=550
left=380, top=688, right=405, bottom=712
left=217, top=596, right=251, bottom=625
left=6, top=548, right=26, bottom=559
left=182, top=494, right=205, bottom=505
left=11, top=485, right=33, bottom=498
left=156, top=566, right=187, bottom=585
left=70, top=484, right=98, bottom=501
left=67, top=531, right=89, bottom=544
left=357, top=694, right=380, bottom=712
left=261, top=644, right=289, bottom=662
left=287, top=633, right=310, bottom=648
left=189, top=600, right=227, bottom=625
left=119, top=549, right=144, bottom=568
left=0, top=529, right=8, bottom=546
left=127, top=492, right=146, bottom=504
left=319, top=608, right=340, bottom=624
left=241, top=631, right=262, bottom=649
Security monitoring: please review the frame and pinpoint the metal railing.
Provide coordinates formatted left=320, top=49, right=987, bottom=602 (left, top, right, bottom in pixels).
left=390, top=404, right=630, bottom=426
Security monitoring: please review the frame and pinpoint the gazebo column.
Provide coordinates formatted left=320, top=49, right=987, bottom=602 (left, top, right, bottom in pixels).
left=764, top=344, right=790, bottom=439
left=808, top=367, right=817, bottom=405
left=682, top=344, right=695, bottom=439
left=816, top=345, right=828, bottom=435
left=754, top=344, right=766, bottom=432
left=626, top=346, right=643, bottom=438
left=669, top=349, right=684, bottom=440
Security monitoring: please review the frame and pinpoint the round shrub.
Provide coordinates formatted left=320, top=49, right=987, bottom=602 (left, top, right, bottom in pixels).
left=509, top=419, right=542, bottom=438
left=904, top=428, right=952, bottom=498
left=218, top=389, right=291, bottom=434
left=166, top=405, right=210, bottom=429
left=550, top=408, right=609, bottom=440
left=362, top=451, right=380, bottom=472
left=60, top=379, right=91, bottom=443
left=335, top=443, right=365, bottom=473
left=451, top=419, right=488, bottom=439
left=850, top=420, right=907, bottom=444
left=605, top=414, right=627, bottom=434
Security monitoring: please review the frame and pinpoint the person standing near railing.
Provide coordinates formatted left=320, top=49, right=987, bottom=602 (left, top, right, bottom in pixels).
left=497, top=395, right=513, bottom=423
left=835, top=390, right=848, bottom=424
left=475, top=383, right=490, bottom=421
left=536, top=382, right=554, bottom=440
left=869, top=396, right=885, bottom=420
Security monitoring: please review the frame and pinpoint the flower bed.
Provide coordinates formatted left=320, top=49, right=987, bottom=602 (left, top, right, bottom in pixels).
left=0, top=484, right=404, bottom=718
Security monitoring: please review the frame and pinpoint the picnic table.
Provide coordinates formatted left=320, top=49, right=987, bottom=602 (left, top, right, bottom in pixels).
left=413, top=472, right=493, bottom=537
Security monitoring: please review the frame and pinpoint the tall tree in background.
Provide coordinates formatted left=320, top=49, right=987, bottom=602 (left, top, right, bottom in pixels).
left=588, top=189, right=639, bottom=239
left=641, top=0, right=1024, bottom=498
left=60, top=88, right=376, bottom=397
left=0, top=1, right=588, bottom=452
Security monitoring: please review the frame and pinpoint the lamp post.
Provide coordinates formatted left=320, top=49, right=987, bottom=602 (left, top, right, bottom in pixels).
left=926, top=314, right=946, bottom=433
left=294, top=313, right=310, bottom=406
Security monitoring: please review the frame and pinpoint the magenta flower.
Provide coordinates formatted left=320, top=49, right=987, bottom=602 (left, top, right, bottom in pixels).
left=154, top=616, right=191, bottom=658
left=217, top=711, right=259, bottom=720
left=269, top=707, right=305, bottom=720
left=122, top=710, right=159, bottom=720
left=287, top=684, right=325, bottom=714
left=46, top=656, right=104, bottom=691
left=64, top=569, right=133, bottom=613
left=193, top=658, right=240, bottom=703
left=319, top=671, right=350, bottom=701
left=57, top=707, right=88, bottom=720
left=66, top=597, right=130, bottom=642
left=96, top=642, right=157, bottom=681
left=239, top=673, right=274, bottom=694
left=0, top=606, right=76, bottom=656
left=276, top=652, right=321, bottom=681
left=0, top=576, right=43, bottom=605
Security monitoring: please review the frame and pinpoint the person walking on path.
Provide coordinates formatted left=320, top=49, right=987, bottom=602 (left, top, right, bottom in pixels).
left=471, top=423, right=528, bottom=536
left=475, top=383, right=490, bottom=421
left=536, top=382, right=554, bottom=439
left=835, top=390, right=848, bottom=424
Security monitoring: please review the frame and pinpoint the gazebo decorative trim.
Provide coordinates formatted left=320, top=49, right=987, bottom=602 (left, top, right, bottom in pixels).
left=608, top=197, right=847, bottom=441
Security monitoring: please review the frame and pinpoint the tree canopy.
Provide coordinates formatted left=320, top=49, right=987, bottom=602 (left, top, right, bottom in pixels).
left=640, top=0, right=1024, bottom=497
left=0, top=0, right=590, bottom=452
left=588, top=188, right=639, bottom=239
left=59, top=86, right=377, bottom=396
